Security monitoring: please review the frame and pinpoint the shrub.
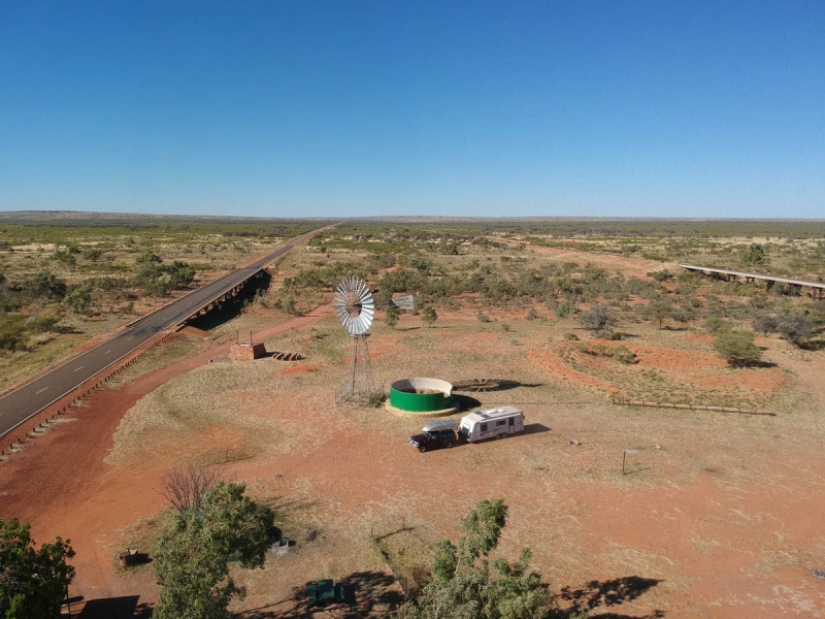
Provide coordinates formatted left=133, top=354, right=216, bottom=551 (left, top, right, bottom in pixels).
left=704, top=316, right=730, bottom=334
left=579, top=303, right=616, bottom=332
left=649, top=269, right=673, bottom=282
left=753, top=312, right=779, bottom=335
left=713, top=331, right=763, bottom=367
left=384, top=306, right=400, bottom=328
left=613, top=344, right=639, bottom=364
left=776, top=314, right=815, bottom=347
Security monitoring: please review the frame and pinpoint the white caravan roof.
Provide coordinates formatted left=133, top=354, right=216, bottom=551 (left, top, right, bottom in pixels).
left=461, top=406, right=522, bottom=425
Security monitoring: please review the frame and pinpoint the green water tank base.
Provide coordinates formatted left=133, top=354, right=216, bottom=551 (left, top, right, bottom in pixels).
left=389, top=377, right=453, bottom=412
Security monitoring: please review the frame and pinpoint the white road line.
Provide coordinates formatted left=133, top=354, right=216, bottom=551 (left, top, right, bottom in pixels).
left=127, top=336, right=134, bottom=341
left=74, top=366, right=85, bottom=372
left=104, top=349, right=113, bottom=354
left=36, top=387, right=49, bottom=394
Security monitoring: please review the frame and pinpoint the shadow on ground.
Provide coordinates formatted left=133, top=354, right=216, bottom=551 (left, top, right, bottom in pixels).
left=560, top=575, right=664, bottom=618
left=72, top=595, right=153, bottom=619
left=236, top=570, right=402, bottom=619
left=453, top=378, right=542, bottom=393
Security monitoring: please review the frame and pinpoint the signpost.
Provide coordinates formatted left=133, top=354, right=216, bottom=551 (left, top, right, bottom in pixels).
left=389, top=295, right=415, bottom=311
left=622, top=449, right=639, bottom=475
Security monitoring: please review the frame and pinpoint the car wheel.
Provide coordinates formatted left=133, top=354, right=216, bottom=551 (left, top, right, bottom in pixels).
left=446, top=442, right=454, bottom=449
left=419, top=445, right=427, bottom=453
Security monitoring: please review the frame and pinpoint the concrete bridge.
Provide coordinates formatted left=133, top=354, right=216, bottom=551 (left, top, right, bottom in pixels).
left=679, top=264, right=825, bottom=299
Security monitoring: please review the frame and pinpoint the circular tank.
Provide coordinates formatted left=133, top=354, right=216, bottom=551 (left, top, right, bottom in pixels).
left=389, top=377, right=453, bottom=412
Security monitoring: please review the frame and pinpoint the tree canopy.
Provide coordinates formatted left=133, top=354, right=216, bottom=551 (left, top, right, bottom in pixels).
left=154, top=482, right=275, bottom=619
left=0, top=517, right=75, bottom=619
left=400, top=499, right=556, bottom=619
left=713, top=330, right=763, bottom=367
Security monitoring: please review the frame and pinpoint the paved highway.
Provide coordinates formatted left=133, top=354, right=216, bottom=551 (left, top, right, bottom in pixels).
left=0, top=227, right=327, bottom=441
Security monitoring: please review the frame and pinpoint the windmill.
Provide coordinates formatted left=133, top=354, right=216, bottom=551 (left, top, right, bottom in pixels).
left=334, top=275, right=379, bottom=405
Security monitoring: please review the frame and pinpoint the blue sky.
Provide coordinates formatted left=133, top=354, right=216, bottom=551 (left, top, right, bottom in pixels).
left=1, top=1, right=823, bottom=219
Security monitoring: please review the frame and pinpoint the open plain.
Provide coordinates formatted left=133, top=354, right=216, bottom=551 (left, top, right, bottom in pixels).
left=2, top=220, right=825, bottom=618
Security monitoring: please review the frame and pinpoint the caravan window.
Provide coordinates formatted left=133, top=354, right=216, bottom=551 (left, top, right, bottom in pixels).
left=480, top=423, right=488, bottom=432
left=496, top=420, right=506, bottom=427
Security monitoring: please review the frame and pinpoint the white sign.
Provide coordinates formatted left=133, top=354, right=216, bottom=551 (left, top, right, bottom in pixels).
left=389, top=295, right=415, bottom=311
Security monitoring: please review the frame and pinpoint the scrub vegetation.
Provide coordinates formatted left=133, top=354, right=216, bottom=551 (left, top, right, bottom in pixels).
left=4, top=214, right=825, bottom=618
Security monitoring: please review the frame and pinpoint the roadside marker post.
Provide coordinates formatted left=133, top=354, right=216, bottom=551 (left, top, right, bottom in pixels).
left=622, top=449, right=639, bottom=475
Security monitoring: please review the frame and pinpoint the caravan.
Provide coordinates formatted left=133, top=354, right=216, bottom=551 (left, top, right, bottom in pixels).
left=458, top=406, right=524, bottom=443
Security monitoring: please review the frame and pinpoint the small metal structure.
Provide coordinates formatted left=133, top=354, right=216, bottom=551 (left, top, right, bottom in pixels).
left=334, top=276, right=379, bottom=405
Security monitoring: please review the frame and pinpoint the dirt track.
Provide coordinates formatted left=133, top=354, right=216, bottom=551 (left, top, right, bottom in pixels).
left=0, top=306, right=334, bottom=613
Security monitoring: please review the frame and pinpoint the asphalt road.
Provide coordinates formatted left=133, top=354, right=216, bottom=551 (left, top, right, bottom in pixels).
left=0, top=227, right=327, bottom=441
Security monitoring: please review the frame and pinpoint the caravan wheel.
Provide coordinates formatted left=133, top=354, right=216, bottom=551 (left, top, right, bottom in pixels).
left=496, top=433, right=506, bottom=440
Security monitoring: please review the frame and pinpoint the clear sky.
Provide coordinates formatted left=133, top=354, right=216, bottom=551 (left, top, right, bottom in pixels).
left=1, top=1, right=823, bottom=219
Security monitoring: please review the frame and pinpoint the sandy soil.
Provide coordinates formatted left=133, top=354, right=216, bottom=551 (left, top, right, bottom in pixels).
left=2, top=300, right=825, bottom=619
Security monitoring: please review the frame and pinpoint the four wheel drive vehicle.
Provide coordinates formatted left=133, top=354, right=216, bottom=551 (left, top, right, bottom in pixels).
left=408, top=420, right=459, bottom=453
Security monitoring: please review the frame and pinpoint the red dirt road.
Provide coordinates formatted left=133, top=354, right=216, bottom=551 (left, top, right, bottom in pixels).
left=0, top=306, right=334, bottom=612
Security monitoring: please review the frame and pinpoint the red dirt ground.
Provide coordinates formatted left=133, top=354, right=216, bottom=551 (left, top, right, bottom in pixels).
left=2, top=298, right=825, bottom=618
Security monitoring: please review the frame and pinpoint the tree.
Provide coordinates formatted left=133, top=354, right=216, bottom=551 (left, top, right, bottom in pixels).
left=399, top=499, right=556, bottom=619
left=713, top=331, right=763, bottom=367
left=160, top=462, right=219, bottom=513
left=422, top=305, right=438, bottom=327
left=385, top=306, right=401, bottom=328
left=642, top=296, right=672, bottom=329
left=154, top=482, right=275, bottom=619
left=579, top=303, right=615, bottom=332
left=741, top=243, right=768, bottom=267
left=0, top=517, right=75, bottom=619
left=753, top=312, right=779, bottom=336
left=776, top=314, right=815, bottom=347
left=62, top=286, right=92, bottom=315
left=164, top=261, right=196, bottom=289
left=20, top=273, right=67, bottom=305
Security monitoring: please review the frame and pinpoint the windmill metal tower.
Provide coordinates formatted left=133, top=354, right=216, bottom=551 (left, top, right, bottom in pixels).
left=334, top=276, right=379, bottom=405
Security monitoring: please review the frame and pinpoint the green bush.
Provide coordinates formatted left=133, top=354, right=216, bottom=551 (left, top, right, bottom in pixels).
left=0, top=313, right=60, bottom=351
left=713, top=331, right=763, bottom=367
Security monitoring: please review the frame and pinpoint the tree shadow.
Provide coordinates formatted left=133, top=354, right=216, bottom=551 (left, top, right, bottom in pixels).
left=452, top=378, right=542, bottom=393
left=235, top=570, right=402, bottom=619
left=56, top=325, right=83, bottom=334
left=74, top=595, right=153, bottom=618
left=559, top=576, right=663, bottom=618
left=730, top=359, right=777, bottom=368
